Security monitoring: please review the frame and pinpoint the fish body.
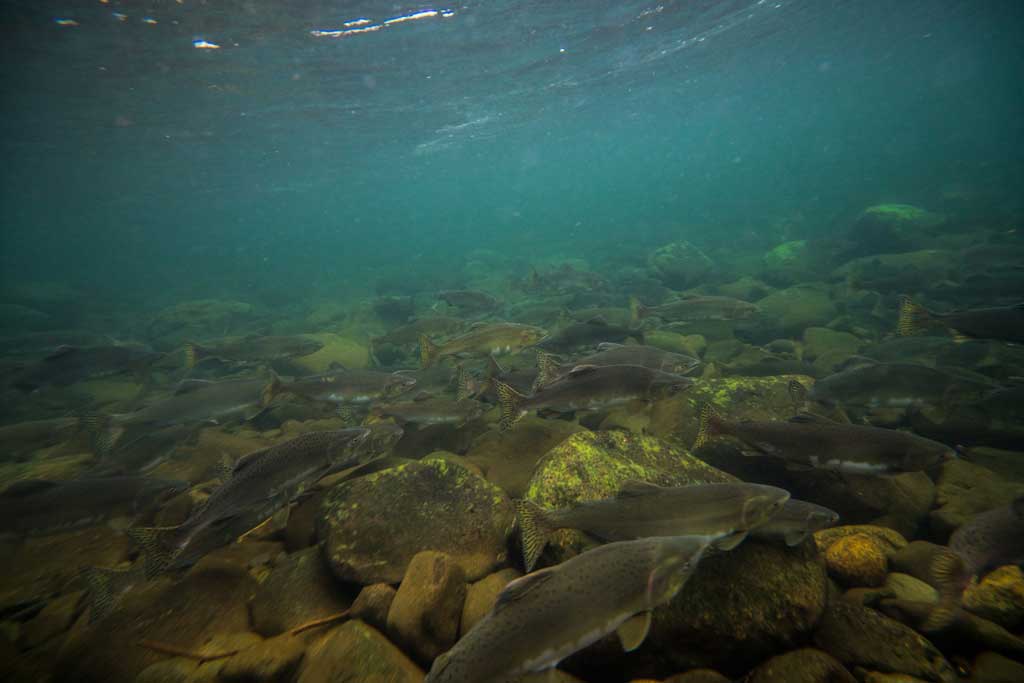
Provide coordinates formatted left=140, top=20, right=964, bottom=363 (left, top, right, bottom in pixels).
left=184, top=335, right=322, bottom=367
left=437, top=289, right=501, bottom=313
left=112, top=376, right=279, bottom=433
left=369, top=397, right=486, bottom=426
left=129, top=428, right=373, bottom=576
left=12, top=344, right=164, bottom=392
left=0, top=416, right=81, bottom=461
left=810, top=362, right=996, bottom=412
left=419, top=323, right=547, bottom=368
left=536, top=318, right=641, bottom=352
left=425, top=535, right=710, bottom=683
left=631, top=296, right=759, bottom=322
left=899, top=297, right=1024, bottom=343
left=282, top=370, right=417, bottom=404
left=372, top=317, right=465, bottom=346
left=496, top=364, right=692, bottom=430
left=515, top=480, right=789, bottom=571
left=0, top=477, right=188, bottom=538
left=695, top=407, right=956, bottom=474
left=750, top=499, right=840, bottom=546
left=535, top=343, right=699, bottom=389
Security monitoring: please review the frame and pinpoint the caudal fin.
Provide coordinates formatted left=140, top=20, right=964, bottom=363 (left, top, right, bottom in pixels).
left=125, top=527, right=180, bottom=579
left=629, top=297, right=647, bottom=323
left=532, top=352, right=561, bottom=392
left=183, top=343, right=202, bottom=369
left=455, top=364, right=475, bottom=401
left=419, top=334, right=439, bottom=369
left=514, top=499, right=554, bottom=572
left=922, top=548, right=966, bottom=632
left=77, top=414, right=118, bottom=458
left=81, top=566, right=143, bottom=623
left=898, top=296, right=935, bottom=337
left=495, top=380, right=526, bottom=431
left=693, top=403, right=723, bottom=450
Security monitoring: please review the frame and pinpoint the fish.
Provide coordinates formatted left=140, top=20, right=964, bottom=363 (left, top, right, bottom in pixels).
left=11, top=344, right=165, bottom=392
left=183, top=335, right=323, bottom=368
left=368, top=395, right=486, bottom=427
left=127, top=428, right=374, bottom=577
left=514, top=480, right=790, bottom=571
left=899, top=296, right=1024, bottom=343
left=694, top=405, right=956, bottom=475
left=808, top=361, right=997, bottom=414
left=0, top=416, right=82, bottom=462
left=0, top=477, right=189, bottom=538
left=419, top=322, right=547, bottom=368
left=425, top=535, right=710, bottom=683
left=630, top=295, right=760, bottom=323
left=750, top=499, right=840, bottom=546
left=372, top=317, right=466, bottom=347
left=496, top=364, right=692, bottom=430
left=437, top=289, right=502, bottom=313
left=534, top=343, right=700, bottom=390
left=80, top=564, right=149, bottom=623
left=927, top=495, right=1024, bottom=631
left=281, top=369, right=417, bottom=404
left=536, top=317, right=642, bottom=352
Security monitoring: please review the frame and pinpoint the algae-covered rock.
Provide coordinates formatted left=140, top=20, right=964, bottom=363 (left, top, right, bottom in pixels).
left=744, top=285, right=837, bottom=340
left=291, top=333, right=370, bottom=373
left=762, top=240, right=824, bottom=286
left=386, top=550, right=466, bottom=664
left=648, top=241, right=715, bottom=288
left=803, top=327, right=863, bottom=371
left=815, top=525, right=908, bottom=554
left=884, top=573, right=939, bottom=605
left=745, top=647, right=856, bottom=683
left=645, top=330, right=707, bottom=358
left=963, top=566, right=1024, bottom=630
left=812, top=603, right=955, bottom=682
left=250, top=547, right=354, bottom=637
left=319, top=459, right=514, bottom=584
left=294, top=620, right=423, bottom=683
left=929, top=459, right=1024, bottom=540
left=716, top=276, right=772, bottom=302
left=823, top=534, right=889, bottom=587
left=970, top=651, right=1024, bottom=683
left=832, top=250, right=959, bottom=294
left=646, top=541, right=828, bottom=676
left=148, top=299, right=256, bottom=346
left=847, top=204, right=946, bottom=256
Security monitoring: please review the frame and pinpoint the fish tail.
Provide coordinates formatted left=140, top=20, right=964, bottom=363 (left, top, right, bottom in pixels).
left=77, top=413, right=117, bottom=458
left=787, top=379, right=808, bottom=408
left=629, top=296, right=646, bottom=322
left=125, top=527, right=179, bottom=579
left=183, top=343, right=202, bottom=369
left=514, top=499, right=553, bottom=572
left=898, top=295, right=935, bottom=336
left=533, top=351, right=560, bottom=392
left=261, top=370, right=281, bottom=407
left=693, top=403, right=723, bottom=450
left=495, top=380, right=525, bottom=431
left=923, top=548, right=966, bottom=632
left=419, top=334, right=439, bottom=369
left=455, top=364, right=475, bottom=401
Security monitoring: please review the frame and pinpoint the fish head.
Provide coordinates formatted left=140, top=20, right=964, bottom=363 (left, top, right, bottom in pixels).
left=385, top=372, right=418, bottom=397
left=294, top=337, right=325, bottom=356
left=904, top=440, right=958, bottom=471
left=355, top=423, right=405, bottom=460
left=809, top=508, right=841, bottom=531
left=741, top=485, right=792, bottom=528
left=646, top=536, right=710, bottom=606
left=650, top=373, right=694, bottom=399
left=665, top=356, right=701, bottom=376
left=520, top=326, right=549, bottom=346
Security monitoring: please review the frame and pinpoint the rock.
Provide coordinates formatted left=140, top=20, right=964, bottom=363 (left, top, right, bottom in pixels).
left=716, top=276, right=772, bottom=302
left=219, top=634, right=306, bottom=683
left=884, top=573, right=939, bottom=605
left=662, top=671, right=731, bottom=683
left=762, top=240, right=816, bottom=284
left=832, top=250, right=959, bottom=294
left=465, top=417, right=586, bottom=498
left=291, top=333, right=370, bottom=373
left=18, top=590, right=85, bottom=650
left=876, top=598, right=1024, bottom=662
left=524, top=431, right=735, bottom=565
left=929, top=459, right=1024, bottom=541
left=845, top=204, right=946, bottom=256
left=349, top=584, right=396, bottom=632
left=148, top=299, right=255, bottom=347
left=294, top=620, right=423, bottom=683
left=646, top=541, right=828, bottom=676
left=320, top=459, right=514, bottom=584
left=963, top=566, right=1024, bottom=630
left=812, top=603, right=955, bottom=682
left=645, top=331, right=707, bottom=358
left=648, top=241, right=715, bottom=288
left=55, top=564, right=257, bottom=682
left=889, top=541, right=949, bottom=585
left=815, top=525, right=908, bottom=554
left=250, top=547, right=354, bottom=637
left=461, top=568, right=521, bottom=637
left=386, top=551, right=466, bottom=664
left=793, top=472, right=933, bottom=540
left=803, top=327, right=863, bottom=372
left=744, top=285, right=837, bottom=341
left=970, top=651, right=1024, bottom=683
left=134, top=657, right=199, bottom=683
left=744, top=648, right=856, bottom=683
left=824, top=535, right=889, bottom=587
left=859, top=674, right=933, bottom=683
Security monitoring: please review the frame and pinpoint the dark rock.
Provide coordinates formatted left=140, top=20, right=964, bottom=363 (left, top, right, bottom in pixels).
left=320, top=459, right=514, bottom=584
left=18, top=590, right=84, bottom=650
left=386, top=550, right=466, bottom=664
left=744, top=648, right=856, bottom=683
left=349, top=583, right=396, bottom=633
left=250, top=547, right=354, bottom=637
left=970, top=651, right=1024, bottom=683
left=294, top=620, right=423, bottom=683
left=663, top=670, right=731, bottom=683
left=461, top=568, right=521, bottom=637
left=929, top=460, right=1024, bottom=541
left=219, top=634, right=306, bottom=683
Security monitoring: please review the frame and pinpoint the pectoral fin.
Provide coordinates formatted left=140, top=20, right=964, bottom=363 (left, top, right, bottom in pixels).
left=713, top=530, right=748, bottom=551
left=616, top=612, right=652, bottom=652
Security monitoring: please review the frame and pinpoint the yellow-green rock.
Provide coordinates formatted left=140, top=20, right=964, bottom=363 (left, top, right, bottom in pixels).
left=815, top=524, right=908, bottom=554
left=292, top=333, right=370, bottom=372
left=963, top=566, right=1024, bottom=630
left=824, top=534, right=889, bottom=587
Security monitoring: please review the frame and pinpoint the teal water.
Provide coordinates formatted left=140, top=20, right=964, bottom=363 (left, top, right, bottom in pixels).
left=2, top=1, right=1021, bottom=304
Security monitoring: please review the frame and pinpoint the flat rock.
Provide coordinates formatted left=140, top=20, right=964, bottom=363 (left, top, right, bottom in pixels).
left=250, top=547, right=354, bottom=637
left=320, top=459, right=514, bottom=584
left=219, top=634, right=306, bottom=683
left=294, top=620, right=423, bottom=683
left=745, top=648, right=856, bottom=683
left=386, top=550, right=466, bottom=664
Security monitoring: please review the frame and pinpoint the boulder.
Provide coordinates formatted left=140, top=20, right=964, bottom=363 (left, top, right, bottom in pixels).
left=963, top=566, right=1024, bottom=631
left=250, top=547, right=354, bottom=637
left=294, top=621, right=423, bottom=683
left=646, top=541, right=828, bottom=676
left=219, top=634, right=306, bottom=683
left=386, top=551, right=466, bottom=664
left=970, top=651, right=1024, bottom=683
left=461, top=568, right=521, bottom=637
left=662, top=671, right=731, bottom=683
left=930, top=460, right=1024, bottom=541
left=648, top=241, right=715, bottom=289
left=320, top=459, right=514, bottom=584
left=743, top=285, right=837, bottom=341
left=884, top=573, right=939, bottom=605
left=291, top=333, right=370, bottom=373
left=812, top=603, right=955, bottom=682
left=645, top=331, right=707, bottom=358
left=823, top=534, right=889, bottom=587
left=349, top=583, right=396, bottom=633
left=845, top=204, right=946, bottom=257
left=148, top=299, right=256, bottom=347
left=744, top=648, right=856, bottom=683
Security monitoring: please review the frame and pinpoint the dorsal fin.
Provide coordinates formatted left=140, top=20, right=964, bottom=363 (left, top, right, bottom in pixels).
left=567, top=365, right=599, bottom=378
left=585, top=316, right=608, bottom=326
left=486, top=355, right=506, bottom=378
left=470, top=321, right=490, bottom=329
left=597, top=342, right=623, bottom=351
left=1, top=479, right=59, bottom=497
left=788, top=412, right=835, bottom=425
left=44, top=345, right=78, bottom=361
left=616, top=480, right=664, bottom=498
left=174, top=379, right=213, bottom=395
left=493, top=568, right=556, bottom=612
